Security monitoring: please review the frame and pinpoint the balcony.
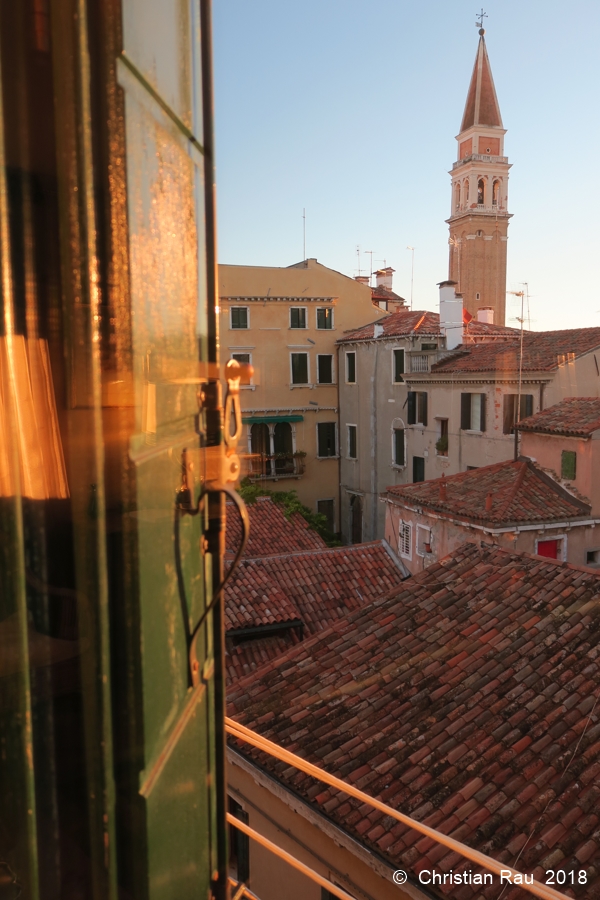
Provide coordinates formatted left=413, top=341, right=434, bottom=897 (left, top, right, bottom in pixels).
left=247, top=452, right=306, bottom=481
left=452, top=153, right=508, bottom=169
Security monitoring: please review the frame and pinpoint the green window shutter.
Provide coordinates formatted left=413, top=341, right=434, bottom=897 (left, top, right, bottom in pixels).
left=291, top=353, right=308, bottom=384
left=419, top=392, right=428, bottom=427
left=394, top=428, right=405, bottom=466
left=407, top=391, right=416, bottom=425
left=346, top=352, right=356, bottom=383
left=561, top=450, right=577, bottom=480
left=393, top=349, right=404, bottom=382
left=520, top=394, right=534, bottom=419
left=348, top=425, right=357, bottom=458
left=503, top=394, right=515, bottom=434
left=460, top=393, right=471, bottom=430
left=479, top=393, right=487, bottom=432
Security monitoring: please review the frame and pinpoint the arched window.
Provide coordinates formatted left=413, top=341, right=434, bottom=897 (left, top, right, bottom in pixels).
left=477, top=178, right=485, bottom=206
left=455, top=183, right=461, bottom=210
left=492, top=179, right=500, bottom=207
left=464, top=179, right=469, bottom=203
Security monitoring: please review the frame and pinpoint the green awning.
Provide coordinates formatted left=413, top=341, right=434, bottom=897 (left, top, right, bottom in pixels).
left=242, top=415, right=304, bottom=424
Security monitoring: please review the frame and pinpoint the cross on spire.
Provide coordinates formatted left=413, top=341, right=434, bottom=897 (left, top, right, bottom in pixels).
left=475, top=8, right=488, bottom=29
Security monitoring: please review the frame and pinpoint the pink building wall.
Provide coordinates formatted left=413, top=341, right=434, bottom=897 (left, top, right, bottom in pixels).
left=520, top=430, right=600, bottom=515
left=384, top=500, right=600, bottom=574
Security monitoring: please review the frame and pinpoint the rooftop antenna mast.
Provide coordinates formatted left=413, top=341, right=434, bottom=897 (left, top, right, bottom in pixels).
left=365, top=250, right=376, bottom=286
left=507, top=284, right=528, bottom=460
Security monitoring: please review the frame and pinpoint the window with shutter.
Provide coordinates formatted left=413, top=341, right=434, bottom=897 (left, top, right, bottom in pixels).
left=317, top=422, right=337, bottom=457
left=347, top=425, right=357, bottom=459
left=399, top=522, right=412, bottom=558
left=317, top=355, right=333, bottom=384
left=479, top=393, right=487, bottom=432
left=461, top=393, right=471, bottom=430
left=407, top=391, right=416, bottom=425
left=561, top=450, right=576, bottom=480
left=418, top=392, right=428, bottom=427
left=393, top=349, right=405, bottom=382
left=394, top=428, right=405, bottom=466
left=346, top=352, right=356, bottom=383
left=291, top=353, right=309, bottom=384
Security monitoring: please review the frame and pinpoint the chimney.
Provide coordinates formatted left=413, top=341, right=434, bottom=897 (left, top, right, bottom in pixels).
left=375, top=267, right=395, bottom=290
left=439, top=474, right=447, bottom=501
left=485, top=492, right=493, bottom=512
left=438, top=281, right=463, bottom=351
left=477, top=307, right=494, bottom=324
left=354, top=275, right=370, bottom=285
left=374, top=323, right=384, bottom=338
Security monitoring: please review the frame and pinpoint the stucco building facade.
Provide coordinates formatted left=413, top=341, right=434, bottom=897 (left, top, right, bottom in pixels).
left=219, top=259, right=386, bottom=533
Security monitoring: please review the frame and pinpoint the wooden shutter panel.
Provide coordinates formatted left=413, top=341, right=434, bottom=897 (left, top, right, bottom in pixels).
left=421, top=393, right=428, bottom=427
left=461, top=393, right=471, bottom=430
left=479, top=393, right=487, bottom=432
left=407, top=392, right=416, bottom=425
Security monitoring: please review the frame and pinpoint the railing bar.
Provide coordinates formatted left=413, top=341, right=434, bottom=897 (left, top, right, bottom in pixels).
left=226, top=813, right=358, bottom=900
left=226, top=719, right=570, bottom=900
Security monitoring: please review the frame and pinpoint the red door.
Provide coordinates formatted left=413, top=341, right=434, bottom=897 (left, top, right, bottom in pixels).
left=537, top=539, right=559, bottom=559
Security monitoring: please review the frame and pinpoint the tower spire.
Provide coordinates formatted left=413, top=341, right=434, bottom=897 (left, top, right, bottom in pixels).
left=460, top=28, right=503, bottom=131
left=446, top=24, right=512, bottom=326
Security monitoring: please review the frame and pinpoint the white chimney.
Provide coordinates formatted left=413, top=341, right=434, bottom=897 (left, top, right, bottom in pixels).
left=477, top=307, right=494, bottom=324
left=438, top=281, right=463, bottom=350
left=375, top=267, right=395, bottom=290
left=374, top=323, right=384, bottom=338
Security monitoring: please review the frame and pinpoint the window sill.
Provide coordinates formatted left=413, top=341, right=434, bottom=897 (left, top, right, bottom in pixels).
left=391, top=464, right=406, bottom=470
left=240, top=385, right=256, bottom=391
left=290, top=383, right=312, bottom=388
left=316, top=455, right=340, bottom=460
left=463, top=429, right=484, bottom=435
left=316, top=382, right=336, bottom=387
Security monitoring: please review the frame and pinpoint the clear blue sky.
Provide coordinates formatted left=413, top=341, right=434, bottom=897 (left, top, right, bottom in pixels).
left=213, top=0, right=600, bottom=330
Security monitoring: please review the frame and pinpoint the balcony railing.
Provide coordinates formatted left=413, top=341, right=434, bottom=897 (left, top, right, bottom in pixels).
left=452, top=153, right=508, bottom=168
left=409, top=353, right=430, bottom=373
left=247, top=452, right=306, bottom=481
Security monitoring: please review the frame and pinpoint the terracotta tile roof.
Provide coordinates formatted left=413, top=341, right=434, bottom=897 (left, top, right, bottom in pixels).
left=339, top=310, right=442, bottom=342
left=517, top=398, right=600, bottom=437
left=384, top=458, right=590, bottom=526
left=228, top=543, right=600, bottom=899
left=338, top=309, right=518, bottom=344
left=371, top=285, right=406, bottom=303
left=226, top=632, right=302, bottom=683
left=226, top=496, right=327, bottom=559
left=225, top=542, right=406, bottom=679
left=431, top=328, right=600, bottom=374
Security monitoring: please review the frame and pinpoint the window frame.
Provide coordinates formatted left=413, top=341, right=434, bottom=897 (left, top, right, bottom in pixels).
left=289, top=306, right=307, bottom=329
left=392, top=348, right=405, bottom=384
left=345, top=351, right=356, bottom=384
left=392, top=421, right=406, bottom=468
left=230, top=352, right=253, bottom=388
left=534, top=534, right=567, bottom=562
left=316, top=307, right=334, bottom=330
left=230, top=306, right=249, bottom=330
left=290, top=351, right=310, bottom=386
left=347, top=424, right=357, bottom=460
left=399, top=520, right=412, bottom=560
left=416, top=524, right=432, bottom=557
left=503, top=393, right=534, bottom=434
left=316, top=421, right=338, bottom=458
left=317, top=354, right=334, bottom=385
left=460, top=392, right=487, bottom=433
left=561, top=449, right=577, bottom=480
left=407, top=391, right=428, bottom=426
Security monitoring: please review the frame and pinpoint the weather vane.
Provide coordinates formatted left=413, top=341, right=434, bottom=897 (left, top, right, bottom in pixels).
left=475, top=8, right=488, bottom=29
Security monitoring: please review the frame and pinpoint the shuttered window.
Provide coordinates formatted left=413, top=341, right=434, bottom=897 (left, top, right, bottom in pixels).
left=346, top=352, right=356, bottom=383
left=317, top=355, right=333, bottom=384
left=347, top=425, right=357, bottom=459
left=393, top=428, right=405, bottom=466
left=399, top=521, right=412, bottom=558
left=317, top=422, right=337, bottom=457
left=561, top=450, right=576, bottom=480
left=393, top=349, right=405, bottom=382
left=291, top=353, right=309, bottom=384
left=460, top=393, right=487, bottom=432
left=407, top=391, right=427, bottom=426
left=503, top=394, right=534, bottom=434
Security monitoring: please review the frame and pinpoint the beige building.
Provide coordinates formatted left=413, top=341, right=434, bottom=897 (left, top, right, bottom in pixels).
left=448, top=27, right=511, bottom=324
left=218, top=259, right=386, bottom=532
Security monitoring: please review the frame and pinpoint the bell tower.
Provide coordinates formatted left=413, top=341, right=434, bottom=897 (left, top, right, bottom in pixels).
left=447, top=22, right=511, bottom=325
